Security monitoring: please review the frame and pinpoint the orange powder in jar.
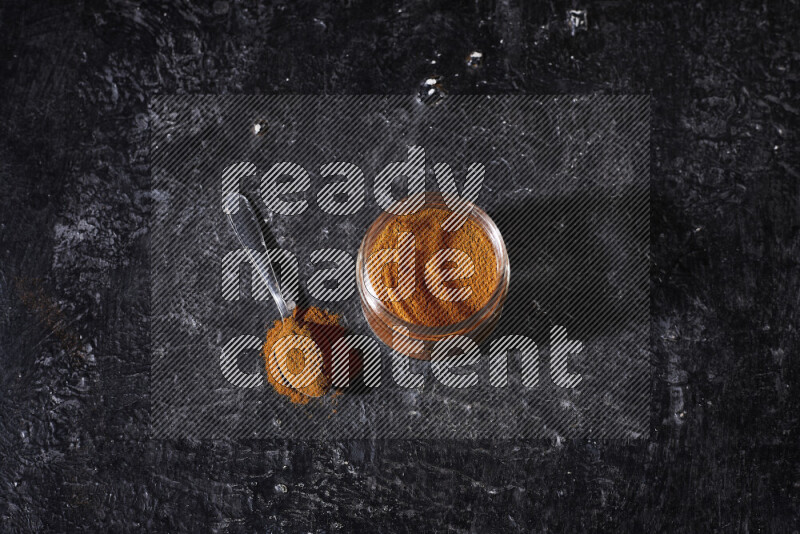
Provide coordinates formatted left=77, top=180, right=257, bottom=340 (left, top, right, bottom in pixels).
left=367, top=206, right=498, bottom=327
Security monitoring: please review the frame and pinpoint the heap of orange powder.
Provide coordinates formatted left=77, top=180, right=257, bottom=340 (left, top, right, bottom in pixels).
left=262, top=307, right=357, bottom=405
left=368, top=206, right=498, bottom=327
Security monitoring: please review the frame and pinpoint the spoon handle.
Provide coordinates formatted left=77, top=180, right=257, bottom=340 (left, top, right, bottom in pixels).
left=223, top=193, right=291, bottom=320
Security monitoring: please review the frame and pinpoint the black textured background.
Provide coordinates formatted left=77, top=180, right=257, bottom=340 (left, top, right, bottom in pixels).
left=0, top=0, right=798, bottom=532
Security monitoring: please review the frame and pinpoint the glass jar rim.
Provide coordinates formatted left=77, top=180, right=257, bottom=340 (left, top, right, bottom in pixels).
left=356, top=191, right=510, bottom=340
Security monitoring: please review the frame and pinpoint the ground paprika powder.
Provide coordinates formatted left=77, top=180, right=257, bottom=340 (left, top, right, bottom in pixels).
left=262, top=306, right=354, bottom=405
left=368, top=206, right=499, bottom=327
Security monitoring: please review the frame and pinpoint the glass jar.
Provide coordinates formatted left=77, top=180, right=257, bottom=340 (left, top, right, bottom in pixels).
left=356, top=192, right=510, bottom=360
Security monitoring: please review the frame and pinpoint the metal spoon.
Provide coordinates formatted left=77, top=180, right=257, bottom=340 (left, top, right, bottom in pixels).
left=223, top=193, right=323, bottom=396
left=222, top=192, right=291, bottom=321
